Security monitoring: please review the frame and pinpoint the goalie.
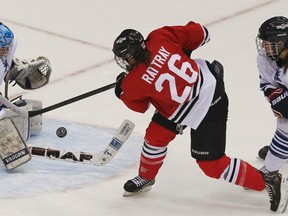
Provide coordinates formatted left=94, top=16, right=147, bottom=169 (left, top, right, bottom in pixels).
left=0, top=22, right=52, bottom=170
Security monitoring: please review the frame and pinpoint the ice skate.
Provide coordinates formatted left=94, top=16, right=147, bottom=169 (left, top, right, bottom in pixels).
left=257, top=146, right=269, bottom=160
left=262, top=171, right=288, bottom=213
left=123, top=175, right=155, bottom=197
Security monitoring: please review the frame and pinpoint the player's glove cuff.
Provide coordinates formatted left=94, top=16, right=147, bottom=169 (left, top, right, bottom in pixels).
left=115, top=72, right=126, bottom=98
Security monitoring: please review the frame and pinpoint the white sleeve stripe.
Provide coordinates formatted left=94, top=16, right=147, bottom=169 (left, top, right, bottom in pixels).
left=200, top=26, right=210, bottom=46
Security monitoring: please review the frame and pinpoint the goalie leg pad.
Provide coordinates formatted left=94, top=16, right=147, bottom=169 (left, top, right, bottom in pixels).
left=0, top=118, right=31, bottom=170
left=24, top=99, right=43, bottom=135
left=1, top=99, right=43, bottom=138
left=0, top=107, right=30, bottom=141
left=0, top=98, right=43, bottom=141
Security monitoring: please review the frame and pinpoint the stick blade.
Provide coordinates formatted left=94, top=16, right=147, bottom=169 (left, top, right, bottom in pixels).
left=29, top=119, right=135, bottom=166
left=91, top=119, right=135, bottom=165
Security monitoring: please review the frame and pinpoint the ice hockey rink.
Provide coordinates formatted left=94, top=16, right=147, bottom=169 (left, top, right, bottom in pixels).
left=0, top=0, right=288, bottom=215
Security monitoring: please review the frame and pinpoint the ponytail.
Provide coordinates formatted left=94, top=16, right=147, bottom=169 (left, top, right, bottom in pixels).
left=284, top=52, right=288, bottom=74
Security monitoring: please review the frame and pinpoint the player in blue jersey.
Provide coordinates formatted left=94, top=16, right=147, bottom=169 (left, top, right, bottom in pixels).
left=255, top=15, right=288, bottom=210
left=256, top=16, right=288, bottom=170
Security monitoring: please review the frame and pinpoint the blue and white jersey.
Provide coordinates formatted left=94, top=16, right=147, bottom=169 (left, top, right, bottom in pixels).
left=257, top=54, right=287, bottom=92
left=257, top=53, right=288, bottom=171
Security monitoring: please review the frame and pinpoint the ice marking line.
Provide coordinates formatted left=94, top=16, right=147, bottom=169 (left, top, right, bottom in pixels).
left=0, top=18, right=110, bottom=51
left=47, top=58, right=115, bottom=85
left=204, top=0, right=280, bottom=27
left=0, top=0, right=278, bottom=50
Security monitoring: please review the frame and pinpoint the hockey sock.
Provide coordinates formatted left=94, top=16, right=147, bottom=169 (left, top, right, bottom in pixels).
left=197, top=155, right=265, bottom=191
left=139, top=142, right=167, bottom=179
left=138, top=121, right=176, bottom=180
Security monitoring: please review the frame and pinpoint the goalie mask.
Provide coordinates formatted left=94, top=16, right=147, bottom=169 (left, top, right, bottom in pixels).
left=0, top=23, right=14, bottom=59
left=113, top=29, right=148, bottom=71
left=256, top=16, right=288, bottom=61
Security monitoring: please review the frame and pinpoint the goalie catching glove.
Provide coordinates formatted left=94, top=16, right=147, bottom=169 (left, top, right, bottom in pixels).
left=4, top=56, right=52, bottom=90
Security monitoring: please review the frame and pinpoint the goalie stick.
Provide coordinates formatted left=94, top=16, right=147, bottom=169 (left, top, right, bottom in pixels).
left=29, top=119, right=135, bottom=166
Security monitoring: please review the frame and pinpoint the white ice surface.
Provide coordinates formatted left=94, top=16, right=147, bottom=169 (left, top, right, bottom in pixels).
left=0, top=0, right=287, bottom=215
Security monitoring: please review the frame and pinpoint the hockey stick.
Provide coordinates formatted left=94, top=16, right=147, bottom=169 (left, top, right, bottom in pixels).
left=29, top=119, right=135, bottom=166
left=0, top=82, right=116, bottom=117
left=29, top=82, right=116, bottom=117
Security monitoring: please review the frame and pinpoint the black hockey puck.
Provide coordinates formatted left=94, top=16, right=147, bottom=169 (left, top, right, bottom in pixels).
left=56, top=127, right=67, bottom=138
left=258, top=145, right=269, bottom=160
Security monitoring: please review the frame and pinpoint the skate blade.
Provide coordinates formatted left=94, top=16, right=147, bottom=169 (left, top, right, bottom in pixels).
left=278, top=176, right=288, bottom=213
left=123, top=185, right=152, bottom=197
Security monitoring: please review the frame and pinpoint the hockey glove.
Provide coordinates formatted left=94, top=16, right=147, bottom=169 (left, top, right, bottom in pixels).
left=115, top=72, right=126, bottom=98
left=4, top=57, right=52, bottom=90
left=267, top=88, right=288, bottom=118
left=209, top=60, right=225, bottom=105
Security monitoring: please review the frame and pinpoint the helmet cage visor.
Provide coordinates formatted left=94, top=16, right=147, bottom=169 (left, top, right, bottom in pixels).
left=114, top=55, right=135, bottom=71
left=113, top=41, right=146, bottom=71
left=256, top=36, right=285, bottom=60
left=0, top=45, right=11, bottom=58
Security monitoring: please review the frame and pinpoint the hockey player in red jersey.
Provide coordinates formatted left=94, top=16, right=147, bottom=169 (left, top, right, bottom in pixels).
left=112, top=21, right=288, bottom=213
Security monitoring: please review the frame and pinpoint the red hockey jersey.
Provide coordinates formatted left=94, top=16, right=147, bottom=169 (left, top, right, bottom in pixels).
left=119, top=21, right=216, bottom=129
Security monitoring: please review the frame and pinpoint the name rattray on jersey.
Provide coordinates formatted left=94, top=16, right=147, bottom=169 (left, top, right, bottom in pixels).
left=119, top=21, right=217, bottom=129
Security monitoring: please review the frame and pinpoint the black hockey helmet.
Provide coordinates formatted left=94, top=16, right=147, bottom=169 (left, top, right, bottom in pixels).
left=256, top=16, right=288, bottom=60
left=113, top=29, right=147, bottom=70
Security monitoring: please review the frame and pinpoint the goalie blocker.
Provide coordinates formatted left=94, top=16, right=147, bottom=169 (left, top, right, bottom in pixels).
left=0, top=118, right=31, bottom=170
